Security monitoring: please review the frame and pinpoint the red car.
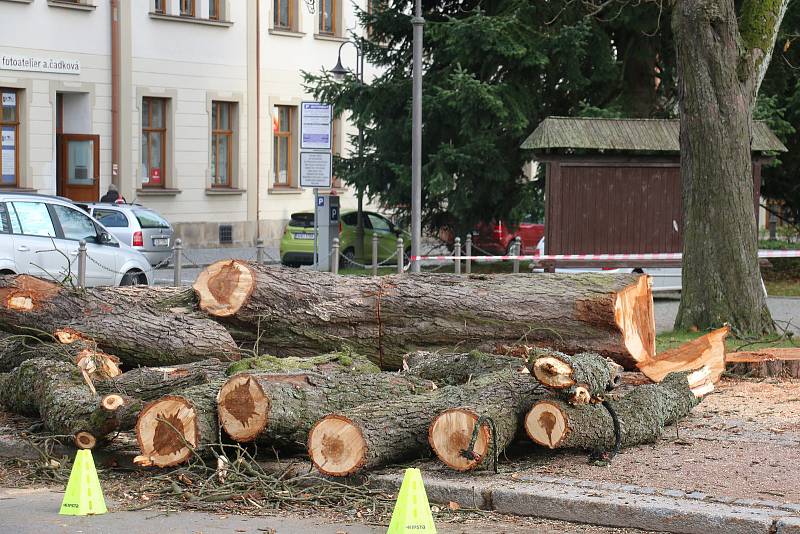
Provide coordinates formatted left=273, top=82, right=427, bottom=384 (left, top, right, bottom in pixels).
left=471, top=216, right=544, bottom=256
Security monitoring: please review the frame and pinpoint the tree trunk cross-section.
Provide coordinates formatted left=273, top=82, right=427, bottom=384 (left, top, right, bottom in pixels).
left=217, top=371, right=435, bottom=447
left=194, top=261, right=655, bottom=369
left=0, top=275, right=239, bottom=367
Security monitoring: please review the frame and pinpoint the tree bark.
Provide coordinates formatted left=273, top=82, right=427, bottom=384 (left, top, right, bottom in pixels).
left=217, top=371, right=435, bottom=448
left=672, top=0, right=788, bottom=334
left=525, top=372, right=700, bottom=450
left=226, top=351, right=380, bottom=376
left=306, top=368, right=545, bottom=476
left=402, top=350, right=527, bottom=385
left=0, top=275, right=239, bottom=367
left=194, top=261, right=655, bottom=369
left=135, top=379, right=225, bottom=468
left=531, top=349, right=623, bottom=404
left=95, top=359, right=227, bottom=401
left=0, top=332, right=113, bottom=372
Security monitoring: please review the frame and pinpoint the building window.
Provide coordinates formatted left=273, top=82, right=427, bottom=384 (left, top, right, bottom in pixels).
left=273, top=105, right=294, bottom=187
left=179, top=0, right=194, bottom=17
left=141, top=97, right=167, bottom=188
left=274, top=0, right=294, bottom=30
left=211, top=101, right=234, bottom=188
left=153, top=0, right=165, bottom=14
left=319, top=0, right=337, bottom=34
left=209, top=0, right=220, bottom=20
left=1, top=89, right=19, bottom=188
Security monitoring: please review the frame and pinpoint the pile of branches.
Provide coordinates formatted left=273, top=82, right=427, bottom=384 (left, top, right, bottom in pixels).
left=0, top=261, right=724, bottom=479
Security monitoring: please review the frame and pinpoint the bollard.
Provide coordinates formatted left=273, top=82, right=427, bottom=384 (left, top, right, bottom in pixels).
left=256, top=238, right=265, bottom=264
left=465, top=234, right=472, bottom=274
left=77, top=240, right=87, bottom=289
left=331, top=238, right=340, bottom=274
left=396, top=237, right=404, bottom=274
left=512, top=236, right=521, bottom=274
left=454, top=237, right=461, bottom=275
left=769, top=212, right=778, bottom=241
left=372, top=233, right=379, bottom=276
left=173, top=238, right=183, bottom=287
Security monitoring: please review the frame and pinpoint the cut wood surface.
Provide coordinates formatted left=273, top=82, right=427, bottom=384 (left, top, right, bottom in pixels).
left=402, top=350, right=527, bottom=385
left=307, top=368, right=545, bottom=476
left=531, top=349, right=624, bottom=403
left=638, top=326, right=729, bottom=383
left=217, top=371, right=435, bottom=447
left=194, top=261, right=656, bottom=369
left=525, top=372, right=701, bottom=451
left=95, top=359, right=226, bottom=401
left=135, top=380, right=224, bottom=467
left=726, top=348, right=800, bottom=378
left=0, top=275, right=239, bottom=367
left=226, top=352, right=380, bottom=376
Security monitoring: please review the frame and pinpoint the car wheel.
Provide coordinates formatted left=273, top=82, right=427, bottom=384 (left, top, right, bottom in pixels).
left=120, top=270, right=145, bottom=286
left=340, top=248, right=356, bottom=269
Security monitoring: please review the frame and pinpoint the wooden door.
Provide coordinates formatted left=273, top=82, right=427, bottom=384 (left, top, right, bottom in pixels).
left=58, top=134, right=99, bottom=202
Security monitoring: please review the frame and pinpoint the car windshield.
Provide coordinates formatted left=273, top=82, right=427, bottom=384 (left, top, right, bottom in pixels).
left=289, top=213, right=315, bottom=228
left=134, top=210, right=170, bottom=229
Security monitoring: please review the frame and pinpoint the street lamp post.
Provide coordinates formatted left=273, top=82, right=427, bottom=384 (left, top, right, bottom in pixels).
left=331, top=41, right=366, bottom=262
left=410, top=0, right=424, bottom=272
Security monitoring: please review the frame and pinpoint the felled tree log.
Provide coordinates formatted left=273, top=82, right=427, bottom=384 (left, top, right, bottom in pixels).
left=638, top=327, right=729, bottom=384
left=91, top=285, right=197, bottom=312
left=402, top=350, right=526, bottom=385
left=193, top=261, right=655, bottom=369
left=217, top=371, right=435, bottom=448
left=307, top=368, right=545, bottom=476
left=0, top=275, right=239, bottom=367
left=96, top=359, right=226, bottom=401
left=531, top=349, right=624, bottom=404
left=0, top=358, right=131, bottom=447
left=226, top=351, right=380, bottom=376
left=525, top=372, right=702, bottom=451
left=135, top=380, right=225, bottom=468
left=726, top=348, right=800, bottom=378
left=0, top=331, right=119, bottom=374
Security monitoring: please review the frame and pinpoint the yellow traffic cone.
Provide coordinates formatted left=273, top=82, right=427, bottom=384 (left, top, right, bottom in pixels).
left=59, top=449, right=107, bottom=516
left=386, top=468, right=436, bottom=534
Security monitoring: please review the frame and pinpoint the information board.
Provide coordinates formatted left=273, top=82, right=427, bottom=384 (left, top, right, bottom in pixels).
left=300, top=102, right=332, bottom=150
left=300, top=151, right=333, bottom=188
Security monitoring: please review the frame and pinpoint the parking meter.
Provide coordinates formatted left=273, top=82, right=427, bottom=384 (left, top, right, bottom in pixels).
left=315, top=194, right=340, bottom=271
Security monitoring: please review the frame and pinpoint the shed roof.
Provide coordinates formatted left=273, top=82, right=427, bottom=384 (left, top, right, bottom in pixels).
left=522, top=117, right=787, bottom=153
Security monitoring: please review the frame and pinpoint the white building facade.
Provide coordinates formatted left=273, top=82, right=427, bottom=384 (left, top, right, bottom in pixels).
left=0, top=0, right=370, bottom=247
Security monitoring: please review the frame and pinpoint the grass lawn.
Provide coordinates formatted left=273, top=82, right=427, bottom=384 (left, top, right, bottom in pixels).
left=765, top=279, right=800, bottom=297
left=656, top=329, right=798, bottom=354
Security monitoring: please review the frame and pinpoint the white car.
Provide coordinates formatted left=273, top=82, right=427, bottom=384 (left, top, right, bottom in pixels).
left=533, top=237, right=682, bottom=292
left=0, top=193, right=153, bottom=286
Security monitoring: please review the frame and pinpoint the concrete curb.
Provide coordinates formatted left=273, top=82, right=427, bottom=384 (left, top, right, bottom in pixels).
left=370, top=472, right=799, bottom=534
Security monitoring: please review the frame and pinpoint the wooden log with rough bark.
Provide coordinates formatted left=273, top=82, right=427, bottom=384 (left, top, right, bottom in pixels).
left=217, top=371, right=435, bottom=448
left=524, top=372, right=706, bottom=451
left=402, top=350, right=527, bottom=385
left=135, top=379, right=225, bottom=468
left=531, top=349, right=624, bottom=404
left=726, top=348, right=800, bottom=378
left=306, top=368, right=545, bottom=476
left=638, top=327, right=729, bottom=384
left=0, top=275, right=239, bottom=367
left=0, top=331, right=120, bottom=376
left=96, top=359, right=226, bottom=401
left=226, top=351, right=380, bottom=375
left=193, top=261, right=655, bottom=369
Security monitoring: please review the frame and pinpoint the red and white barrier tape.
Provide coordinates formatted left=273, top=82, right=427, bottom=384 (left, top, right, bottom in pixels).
left=411, top=250, right=800, bottom=262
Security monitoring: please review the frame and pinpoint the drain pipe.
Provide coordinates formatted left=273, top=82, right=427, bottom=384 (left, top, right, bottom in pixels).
left=255, top=0, right=261, bottom=240
left=111, top=0, right=120, bottom=189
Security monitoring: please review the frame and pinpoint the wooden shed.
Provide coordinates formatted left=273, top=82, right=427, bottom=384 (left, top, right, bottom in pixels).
left=522, top=117, right=787, bottom=255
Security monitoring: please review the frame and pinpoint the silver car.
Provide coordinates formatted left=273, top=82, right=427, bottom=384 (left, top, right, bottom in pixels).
left=81, top=203, right=174, bottom=267
left=0, top=193, right=153, bottom=286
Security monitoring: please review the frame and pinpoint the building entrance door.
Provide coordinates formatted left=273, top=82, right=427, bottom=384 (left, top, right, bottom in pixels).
left=56, top=92, right=99, bottom=202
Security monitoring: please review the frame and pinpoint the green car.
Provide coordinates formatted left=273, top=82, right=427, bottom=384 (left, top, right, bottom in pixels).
left=280, top=210, right=410, bottom=267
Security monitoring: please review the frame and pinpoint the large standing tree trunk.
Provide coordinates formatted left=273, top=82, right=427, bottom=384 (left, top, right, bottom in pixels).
left=194, top=261, right=655, bottom=370
left=672, top=0, right=788, bottom=334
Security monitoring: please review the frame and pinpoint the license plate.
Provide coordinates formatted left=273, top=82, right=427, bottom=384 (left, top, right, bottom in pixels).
left=153, top=237, right=169, bottom=246
left=294, top=233, right=315, bottom=240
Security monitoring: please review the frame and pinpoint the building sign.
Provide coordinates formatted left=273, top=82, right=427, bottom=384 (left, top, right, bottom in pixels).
left=300, top=151, right=332, bottom=188
left=1, top=93, right=15, bottom=107
left=1, top=127, right=15, bottom=184
left=1, top=55, right=81, bottom=75
left=300, top=102, right=332, bottom=150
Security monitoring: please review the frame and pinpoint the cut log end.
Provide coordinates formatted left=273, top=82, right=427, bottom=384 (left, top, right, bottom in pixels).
left=570, top=386, right=592, bottom=405
left=428, top=408, right=491, bottom=471
left=307, top=415, right=367, bottom=477
left=524, top=401, right=569, bottom=449
left=532, top=356, right=575, bottom=389
left=135, top=396, right=200, bottom=468
left=614, top=275, right=656, bottom=368
left=217, top=374, right=271, bottom=442
left=54, top=328, right=85, bottom=345
left=74, top=432, right=97, bottom=450
left=101, top=394, right=125, bottom=412
left=193, top=260, right=256, bottom=317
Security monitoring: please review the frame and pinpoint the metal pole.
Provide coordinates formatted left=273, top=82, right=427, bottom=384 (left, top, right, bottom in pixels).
left=256, top=238, right=265, bottom=264
left=465, top=234, right=472, bottom=274
left=454, top=237, right=461, bottom=275
left=355, top=46, right=366, bottom=263
left=769, top=212, right=778, bottom=241
left=313, top=187, right=319, bottom=270
left=396, top=236, right=404, bottom=274
left=331, top=238, right=340, bottom=274
left=410, top=0, right=424, bottom=272
left=512, top=236, right=521, bottom=274
left=173, top=238, right=183, bottom=287
left=77, top=240, right=87, bottom=289
left=372, top=233, right=379, bottom=276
